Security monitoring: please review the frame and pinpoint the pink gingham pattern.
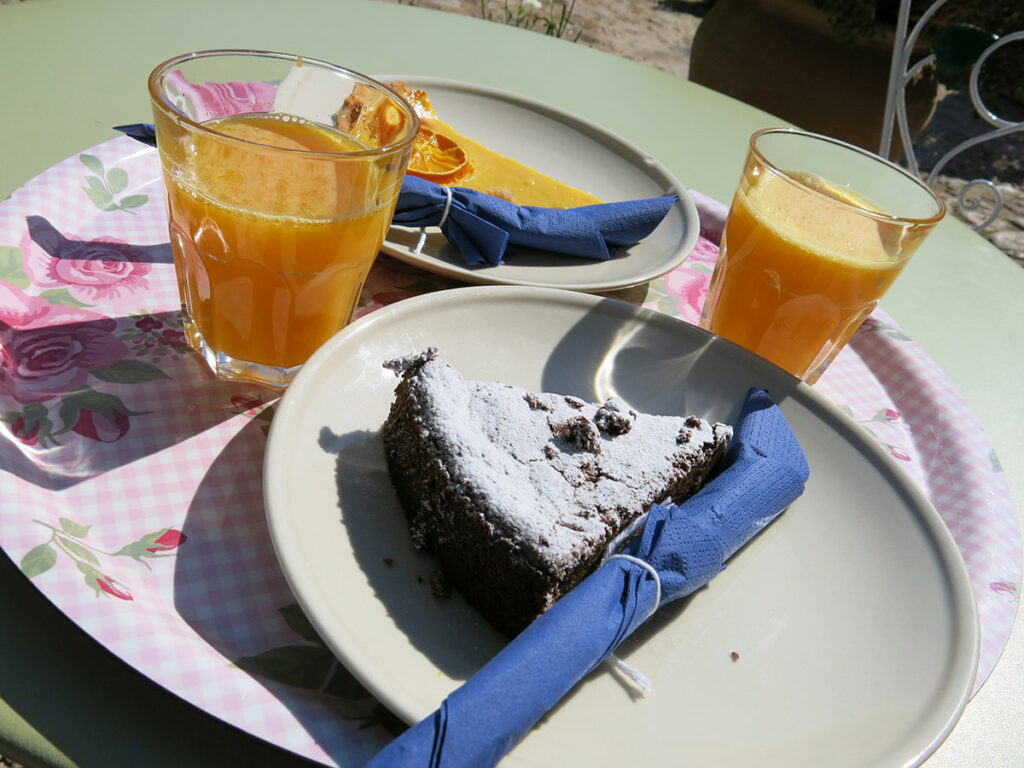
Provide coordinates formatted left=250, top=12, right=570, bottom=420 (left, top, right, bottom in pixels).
left=0, top=137, right=1019, bottom=766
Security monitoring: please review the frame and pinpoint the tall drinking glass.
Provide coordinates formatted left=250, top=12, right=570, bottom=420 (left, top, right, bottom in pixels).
left=149, top=50, right=419, bottom=387
left=700, top=128, right=945, bottom=384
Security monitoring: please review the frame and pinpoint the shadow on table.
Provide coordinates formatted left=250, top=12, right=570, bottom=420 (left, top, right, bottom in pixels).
left=171, top=417, right=402, bottom=763
left=0, top=310, right=280, bottom=491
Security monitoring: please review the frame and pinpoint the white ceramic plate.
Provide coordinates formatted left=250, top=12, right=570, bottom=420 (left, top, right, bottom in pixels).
left=374, top=76, right=699, bottom=292
left=264, top=286, right=978, bottom=768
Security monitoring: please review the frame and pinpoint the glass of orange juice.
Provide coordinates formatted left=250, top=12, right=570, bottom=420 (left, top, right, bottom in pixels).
left=700, top=128, right=945, bottom=384
left=148, top=50, right=419, bottom=388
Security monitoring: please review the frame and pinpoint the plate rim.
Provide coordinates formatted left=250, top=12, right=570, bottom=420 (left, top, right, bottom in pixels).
left=372, top=75, right=701, bottom=292
left=263, top=284, right=980, bottom=767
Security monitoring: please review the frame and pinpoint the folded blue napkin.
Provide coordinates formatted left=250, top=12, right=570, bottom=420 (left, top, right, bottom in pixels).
left=393, top=175, right=678, bottom=266
left=365, top=387, right=809, bottom=768
left=114, top=123, right=158, bottom=147
left=113, top=124, right=676, bottom=267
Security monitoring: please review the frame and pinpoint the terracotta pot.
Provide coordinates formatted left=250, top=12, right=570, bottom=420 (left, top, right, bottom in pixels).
left=689, top=0, right=938, bottom=158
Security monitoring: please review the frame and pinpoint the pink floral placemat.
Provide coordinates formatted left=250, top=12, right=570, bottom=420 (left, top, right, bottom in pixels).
left=1, top=138, right=1019, bottom=766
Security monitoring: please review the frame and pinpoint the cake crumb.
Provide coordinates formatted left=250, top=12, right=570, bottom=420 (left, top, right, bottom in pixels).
left=552, top=415, right=602, bottom=453
left=525, top=393, right=552, bottom=411
left=595, top=398, right=637, bottom=436
left=730, top=651, right=740, bottom=661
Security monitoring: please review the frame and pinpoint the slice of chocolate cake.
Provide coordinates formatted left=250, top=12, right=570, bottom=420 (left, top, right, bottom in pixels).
left=381, top=348, right=732, bottom=636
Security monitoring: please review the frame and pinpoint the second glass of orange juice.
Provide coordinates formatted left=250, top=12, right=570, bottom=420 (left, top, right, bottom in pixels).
left=700, top=128, right=945, bottom=384
left=149, top=50, right=420, bottom=388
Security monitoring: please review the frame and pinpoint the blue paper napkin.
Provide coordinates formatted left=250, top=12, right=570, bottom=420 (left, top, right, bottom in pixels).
left=114, top=123, right=158, bottom=147
left=364, top=387, right=809, bottom=768
left=113, top=124, right=677, bottom=267
left=393, top=175, right=678, bottom=266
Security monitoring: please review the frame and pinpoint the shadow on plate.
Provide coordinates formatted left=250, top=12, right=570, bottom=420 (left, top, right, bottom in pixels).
left=324, top=425, right=508, bottom=681
left=539, top=296, right=802, bottom=425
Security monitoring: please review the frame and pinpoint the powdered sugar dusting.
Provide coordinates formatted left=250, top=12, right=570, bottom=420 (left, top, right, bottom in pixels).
left=411, top=358, right=730, bottom=565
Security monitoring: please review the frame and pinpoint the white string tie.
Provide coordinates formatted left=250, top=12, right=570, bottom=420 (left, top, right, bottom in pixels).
left=412, top=186, right=454, bottom=256
left=607, top=553, right=661, bottom=618
left=604, top=553, right=662, bottom=694
left=606, top=655, right=652, bottom=693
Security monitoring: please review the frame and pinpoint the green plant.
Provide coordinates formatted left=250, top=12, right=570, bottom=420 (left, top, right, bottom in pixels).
left=812, top=1, right=1020, bottom=40
left=812, top=0, right=1023, bottom=103
left=480, top=0, right=582, bottom=40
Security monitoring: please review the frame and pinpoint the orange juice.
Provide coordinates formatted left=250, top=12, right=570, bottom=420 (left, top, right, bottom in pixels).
left=161, top=113, right=396, bottom=375
left=702, top=168, right=933, bottom=381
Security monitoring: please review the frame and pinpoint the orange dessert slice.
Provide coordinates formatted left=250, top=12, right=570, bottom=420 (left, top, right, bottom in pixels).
left=338, top=81, right=602, bottom=208
left=407, top=126, right=470, bottom=184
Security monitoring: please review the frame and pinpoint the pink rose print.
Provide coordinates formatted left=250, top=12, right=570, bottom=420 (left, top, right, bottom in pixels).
left=23, top=519, right=185, bottom=596
left=886, top=445, right=912, bottom=462
left=119, top=314, right=189, bottom=364
left=158, top=327, right=188, bottom=350
left=662, top=237, right=720, bottom=324
left=991, top=580, right=1020, bottom=600
left=59, top=389, right=145, bottom=444
left=9, top=415, right=39, bottom=445
left=146, top=529, right=187, bottom=553
left=135, top=316, right=163, bottom=333
left=0, top=283, right=129, bottom=404
left=97, top=575, right=133, bottom=601
left=664, top=269, right=710, bottom=325
left=688, top=236, right=722, bottom=269
left=71, top=406, right=130, bottom=442
left=20, top=225, right=152, bottom=311
left=114, top=526, right=188, bottom=562
left=165, top=69, right=276, bottom=122
left=3, top=404, right=59, bottom=448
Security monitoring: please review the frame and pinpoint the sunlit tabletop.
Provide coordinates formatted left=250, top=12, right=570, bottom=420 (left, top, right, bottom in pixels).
left=1, top=0, right=1021, bottom=766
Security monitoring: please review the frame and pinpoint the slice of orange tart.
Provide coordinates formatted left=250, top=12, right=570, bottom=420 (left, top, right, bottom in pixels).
left=337, top=81, right=603, bottom=208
